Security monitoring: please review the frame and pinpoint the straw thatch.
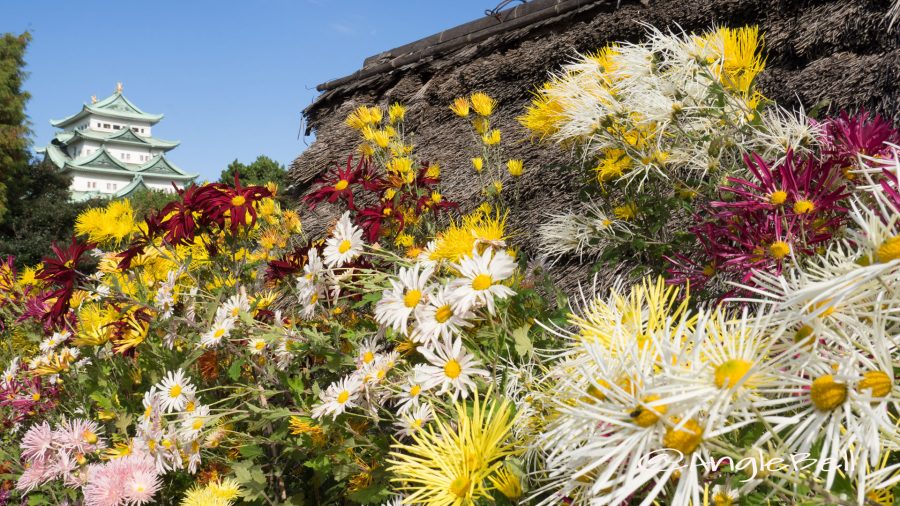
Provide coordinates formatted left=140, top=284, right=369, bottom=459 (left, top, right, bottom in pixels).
left=290, top=0, right=900, bottom=292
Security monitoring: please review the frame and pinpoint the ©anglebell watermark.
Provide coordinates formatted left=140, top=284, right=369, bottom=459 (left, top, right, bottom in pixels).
left=637, top=449, right=840, bottom=482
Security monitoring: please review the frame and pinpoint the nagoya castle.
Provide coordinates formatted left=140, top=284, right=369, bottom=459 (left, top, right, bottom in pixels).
left=37, top=83, right=197, bottom=201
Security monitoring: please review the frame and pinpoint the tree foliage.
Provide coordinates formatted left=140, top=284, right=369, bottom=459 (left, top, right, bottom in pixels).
left=218, top=155, right=287, bottom=187
left=0, top=160, right=100, bottom=267
left=0, top=32, right=32, bottom=223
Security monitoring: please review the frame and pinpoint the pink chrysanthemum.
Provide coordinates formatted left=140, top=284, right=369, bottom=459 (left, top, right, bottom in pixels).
left=19, top=421, right=56, bottom=464
left=82, top=454, right=159, bottom=506
left=55, top=418, right=106, bottom=456
left=15, top=458, right=56, bottom=493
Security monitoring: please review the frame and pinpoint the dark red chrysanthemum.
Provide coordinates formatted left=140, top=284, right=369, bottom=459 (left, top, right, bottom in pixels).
left=195, top=174, right=272, bottom=234
left=35, top=236, right=94, bottom=327
left=882, top=166, right=900, bottom=212
left=265, top=245, right=311, bottom=283
left=305, top=156, right=365, bottom=210
left=357, top=201, right=404, bottom=242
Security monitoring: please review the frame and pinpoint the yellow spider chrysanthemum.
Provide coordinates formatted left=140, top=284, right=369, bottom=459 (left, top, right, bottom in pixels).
left=389, top=102, right=407, bottom=123
left=569, top=276, right=695, bottom=354
left=388, top=390, right=520, bottom=506
left=706, top=26, right=765, bottom=96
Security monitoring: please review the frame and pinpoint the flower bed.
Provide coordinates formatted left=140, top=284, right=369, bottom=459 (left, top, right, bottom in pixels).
left=2, top=24, right=900, bottom=506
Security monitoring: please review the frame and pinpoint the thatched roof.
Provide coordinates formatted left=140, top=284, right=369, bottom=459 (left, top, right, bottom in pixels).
left=290, top=0, right=900, bottom=291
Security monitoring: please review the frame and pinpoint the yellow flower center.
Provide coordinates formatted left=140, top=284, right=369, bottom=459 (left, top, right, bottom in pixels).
left=403, top=289, right=422, bottom=308
left=409, top=384, right=421, bottom=397
left=214, top=328, right=226, bottom=338
left=185, top=401, right=196, bottom=412
left=663, top=419, right=703, bottom=455
left=631, top=394, right=667, bottom=427
left=31, top=393, right=40, bottom=401
left=169, top=385, right=182, bottom=398
left=362, top=351, right=375, bottom=364
left=713, top=492, right=734, bottom=506
left=449, top=475, right=471, bottom=498
left=444, top=359, right=462, bottom=379
left=471, top=274, right=493, bottom=291
left=338, top=240, right=352, bottom=254
left=255, top=341, right=266, bottom=350
left=793, top=199, right=815, bottom=214
left=876, top=235, right=900, bottom=263
left=337, top=390, right=350, bottom=404
left=714, top=359, right=753, bottom=389
left=434, top=304, right=453, bottom=323
left=769, top=190, right=787, bottom=205
left=769, top=241, right=790, bottom=259
left=810, top=374, right=847, bottom=411
left=858, top=371, right=892, bottom=398
left=83, top=430, right=98, bottom=444
left=334, top=179, right=349, bottom=191
left=794, top=325, right=815, bottom=348
left=192, top=418, right=204, bottom=430
left=231, top=195, right=246, bottom=207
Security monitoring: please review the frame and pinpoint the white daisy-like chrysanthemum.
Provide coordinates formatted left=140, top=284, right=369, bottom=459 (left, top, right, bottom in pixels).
left=200, top=317, right=235, bottom=348
left=411, top=285, right=474, bottom=347
left=417, top=337, right=489, bottom=400
left=393, top=403, right=434, bottom=438
left=311, top=375, right=363, bottom=420
left=2, top=357, right=19, bottom=387
left=247, top=338, right=267, bottom=355
left=39, top=331, right=68, bottom=353
left=155, top=369, right=196, bottom=414
left=374, top=263, right=434, bottom=335
left=448, top=248, right=516, bottom=314
left=217, top=287, right=250, bottom=321
left=323, top=211, right=364, bottom=268
left=356, top=336, right=382, bottom=368
left=178, top=404, right=210, bottom=440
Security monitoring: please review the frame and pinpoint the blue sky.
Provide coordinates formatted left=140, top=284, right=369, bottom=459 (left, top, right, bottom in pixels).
left=3, top=0, right=500, bottom=182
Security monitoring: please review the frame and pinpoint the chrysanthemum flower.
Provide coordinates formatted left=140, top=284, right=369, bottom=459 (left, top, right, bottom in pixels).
left=311, top=375, right=363, bottom=420
left=323, top=211, right=365, bottom=268
left=155, top=369, right=196, bottom=413
left=200, top=317, right=235, bottom=348
left=388, top=390, right=520, bottom=505
left=412, top=285, right=474, bottom=347
left=417, top=337, right=488, bottom=400
left=305, top=156, right=367, bottom=210
left=393, top=403, right=434, bottom=438
left=374, top=263, right=434, bottom=334
left=448, top=248, right=516, bottom=314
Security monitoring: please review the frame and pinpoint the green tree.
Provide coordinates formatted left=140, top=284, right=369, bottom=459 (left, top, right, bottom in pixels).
left=219, top=155, right=287, bottom=187
left=0, top=159, right=100, bottom=267
left=0, top=32, right=32, bottom=223
left=127, top=188, right=178, bottom=219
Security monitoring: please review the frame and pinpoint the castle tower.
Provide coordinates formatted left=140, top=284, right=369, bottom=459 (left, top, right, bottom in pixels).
left=37, top=83, right=197, bottom=201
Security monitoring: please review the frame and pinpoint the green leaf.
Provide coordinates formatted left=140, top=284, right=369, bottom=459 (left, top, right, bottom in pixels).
left=227, top=358, right=244, bottom=381
left=512, top=324, right=533, bottom=358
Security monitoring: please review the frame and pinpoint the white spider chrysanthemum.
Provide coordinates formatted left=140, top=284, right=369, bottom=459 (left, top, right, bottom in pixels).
left=417, top=337, right=488, bottom=400
left=448, top=248, right=516, bottom=314
left=374, top=263, right=434, bottom=334
left=530, top=333, right=722, bottom=506
left=753, top=337, right=898, bottom=490
left=323, top=211, right=364, bottom=267
left=749, top=105, right=820, bottom=160
left=411, top=285, right=473, bottom=346
left=654, top=308, right=798, bottom=427
left=537, top=202, right=628, bottom=265
left=311, top=376, right=363, bottom=420
left=200, top=317, right=235, bottom=348
left=392, top=403, right=434, bottom=438
left=155, top=369, right=196, bottom=413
